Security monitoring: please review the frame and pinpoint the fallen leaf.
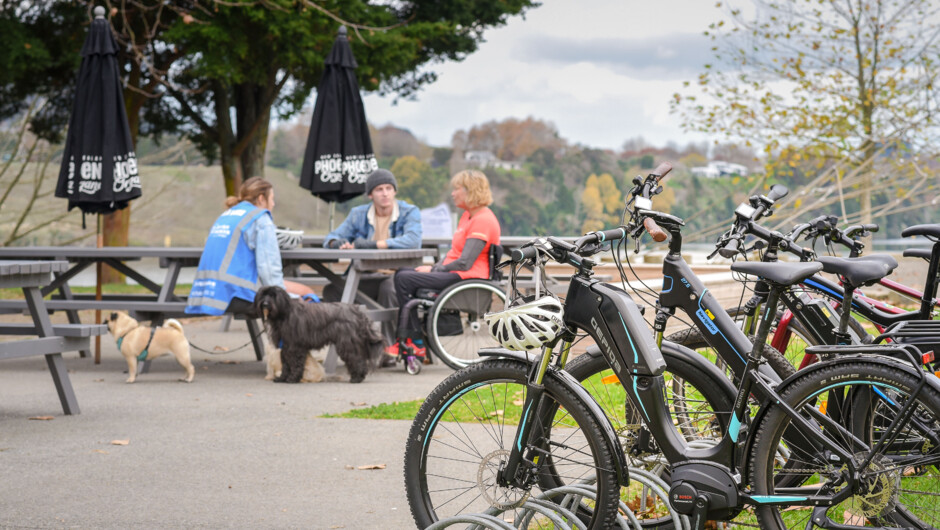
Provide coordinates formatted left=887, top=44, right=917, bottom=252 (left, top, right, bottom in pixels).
left=29, top=416, right=54, bottom=421
left=110, top=439, right=130, bottom=446
left=356, top=464, right=386, bottom=470
left=94, top=379, right=104, bottom=382
left=201, top=366, right=209, bottom=370
left=245, top=393, right=253, bottom=397
left=93, top=449, right=109, bottom=454
left=344, top=465, right=355, bottom=470
left=351, top=402, right=367, bottom=406
left=489, top=410, right=504, bottom=417
left=221, top=360, right=240, bottom=365
left=512, top=400, right=524, bottom=406
left=214, top=345, right=229, bottom=352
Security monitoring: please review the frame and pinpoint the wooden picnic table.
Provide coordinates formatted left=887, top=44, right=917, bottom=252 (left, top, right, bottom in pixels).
left=0, top=246, right=436, bottom=376
left=0, top=260, right=106, bottom=415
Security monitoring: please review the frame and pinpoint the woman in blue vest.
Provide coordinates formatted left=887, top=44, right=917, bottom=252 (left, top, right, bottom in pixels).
left=186, top=177, right=314, bottom=316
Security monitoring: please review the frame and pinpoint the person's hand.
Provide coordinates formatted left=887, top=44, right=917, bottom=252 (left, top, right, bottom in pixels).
left=339, top=242, right=355, bottom=250
left=415, top=265, right=433, bottom=273
left=353, top=237, right=377, bottom=249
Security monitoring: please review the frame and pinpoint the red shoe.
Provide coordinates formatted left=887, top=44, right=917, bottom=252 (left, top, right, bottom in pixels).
left=387, top=339, right=426, bottom=358
left=406, top=339, right=427, bottom=358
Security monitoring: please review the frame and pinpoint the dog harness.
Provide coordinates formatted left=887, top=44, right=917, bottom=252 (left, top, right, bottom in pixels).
left=116, top=326, right=157, bottom=361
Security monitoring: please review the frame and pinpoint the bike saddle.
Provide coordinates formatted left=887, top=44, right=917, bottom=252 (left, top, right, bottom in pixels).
left=854, top=253, right=900, bottom=270
left=816, top=255, right=896, bottom=287
left=902, top=248, right=932, bottom=261
left=901, top=223, right=940, bottom=239
left=731, top=261, right=823, bottom=286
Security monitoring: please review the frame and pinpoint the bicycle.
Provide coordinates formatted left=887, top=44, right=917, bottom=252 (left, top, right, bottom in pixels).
left=404, top=165, right=940, bottom=529
left=698, top=190, right=940, bottom=376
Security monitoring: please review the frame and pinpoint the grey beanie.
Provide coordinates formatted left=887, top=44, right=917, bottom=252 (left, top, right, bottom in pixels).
left=366, top=168, right=397, bottom=195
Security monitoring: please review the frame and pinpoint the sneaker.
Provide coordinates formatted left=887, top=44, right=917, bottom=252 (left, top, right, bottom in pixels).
left=404, top=339, right=426, bottom=358
left=384, top=342, right=402, bottom=357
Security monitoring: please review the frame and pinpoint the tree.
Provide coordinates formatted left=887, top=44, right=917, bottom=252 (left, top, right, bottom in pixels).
left=672, top=0, right=940, bottom=227
left=162, top=0, right=536, bottom=197
left=452, top=117, right=567, bottom=161
left=580, top=173, right=621, bottom=233
left=391, top=155, right=447, bottom=208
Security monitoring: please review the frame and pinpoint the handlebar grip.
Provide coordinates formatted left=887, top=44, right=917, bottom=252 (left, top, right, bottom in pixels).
left=644, top=217, right=668, bottom=242
left=651, top=162, right=673, bottom=183
left=511, top=246, right=539, bottom=262
left=863, top=223, right=879, bottom=233
left=597, top=227, right=627, bottom=243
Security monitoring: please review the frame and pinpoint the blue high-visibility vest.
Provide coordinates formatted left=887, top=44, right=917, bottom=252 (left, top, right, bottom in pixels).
left=185, top=201, right=270, bottom=316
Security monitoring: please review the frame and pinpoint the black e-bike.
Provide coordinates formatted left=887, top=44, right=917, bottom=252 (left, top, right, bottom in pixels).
left=404, top=168, right=940, bottom=530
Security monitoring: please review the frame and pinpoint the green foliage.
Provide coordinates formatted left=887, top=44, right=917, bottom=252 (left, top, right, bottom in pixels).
left=392, top=155, right=449, bottom=208
left=0, top=2, right=85, bottom=142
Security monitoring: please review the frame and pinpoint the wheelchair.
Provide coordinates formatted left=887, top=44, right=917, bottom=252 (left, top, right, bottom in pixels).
left=393, top=244, right=508, bottom=374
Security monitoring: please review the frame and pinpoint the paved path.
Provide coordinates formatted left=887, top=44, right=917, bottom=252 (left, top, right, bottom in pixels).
left=0, top=317, right=453, bottom=529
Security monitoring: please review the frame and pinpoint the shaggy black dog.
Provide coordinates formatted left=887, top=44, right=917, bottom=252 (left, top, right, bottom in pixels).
left=254, top=286, right=381, bottom=383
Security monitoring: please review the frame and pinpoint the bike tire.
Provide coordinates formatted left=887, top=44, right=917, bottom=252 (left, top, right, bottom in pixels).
left=749, top=360, right=940, bottom=529
left=562, top=342, right=736, bottom=529
left=404, top=358, right=621, bottom=529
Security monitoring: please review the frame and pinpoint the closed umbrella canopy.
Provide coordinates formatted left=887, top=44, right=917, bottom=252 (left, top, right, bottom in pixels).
left=55, top=6, right=141, bottom=217
left=299, top=25, right=377, bottom=203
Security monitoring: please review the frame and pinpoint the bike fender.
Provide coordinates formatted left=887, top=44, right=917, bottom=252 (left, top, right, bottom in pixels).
left=478, top=349, right=631, bottom=487
left=741, top=353, right=940, bottom=484
left=584, top=340, right=737, bottom=404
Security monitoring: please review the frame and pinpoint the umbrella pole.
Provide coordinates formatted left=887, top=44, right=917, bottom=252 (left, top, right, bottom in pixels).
left=329, top=202, right=336, bottom=231
left=94, top=214, right=102, bottom=364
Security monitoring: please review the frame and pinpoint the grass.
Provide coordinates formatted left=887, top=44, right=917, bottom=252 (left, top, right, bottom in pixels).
left=0, top=283, right=193, bottom=300
left=322, top=384, right=529, bottom=422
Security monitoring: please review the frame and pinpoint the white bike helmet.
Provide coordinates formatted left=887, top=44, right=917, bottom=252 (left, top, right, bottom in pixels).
left=275, top=227, right=303, bottom=250
left=484, top=296, right=565, bottom=351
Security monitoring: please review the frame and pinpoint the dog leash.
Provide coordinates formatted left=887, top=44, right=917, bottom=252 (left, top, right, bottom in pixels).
left=187, top=326, right=267, bottom=355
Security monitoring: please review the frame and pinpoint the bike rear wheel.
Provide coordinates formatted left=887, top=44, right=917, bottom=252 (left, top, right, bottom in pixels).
left=404, top=358, right=621, bottom=529
left=750, top=360, right=940, bottom=529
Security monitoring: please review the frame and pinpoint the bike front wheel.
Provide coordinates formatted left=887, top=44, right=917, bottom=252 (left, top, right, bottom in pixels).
left=404, top=358, right=621, bottom=529
left=749, top=360, right=940, bottom=529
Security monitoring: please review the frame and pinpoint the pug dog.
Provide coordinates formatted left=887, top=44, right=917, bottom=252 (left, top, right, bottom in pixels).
left=106, top=312, right=195, bottom=383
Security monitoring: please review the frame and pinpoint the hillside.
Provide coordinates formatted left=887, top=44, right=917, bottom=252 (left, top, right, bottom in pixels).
left=1, top=164, right=343, bottom=247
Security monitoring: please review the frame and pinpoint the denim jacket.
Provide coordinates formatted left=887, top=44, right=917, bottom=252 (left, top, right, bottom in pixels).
left=323, top=200, right=422, bottom=249
left=244, top=213, right=285, bottom=289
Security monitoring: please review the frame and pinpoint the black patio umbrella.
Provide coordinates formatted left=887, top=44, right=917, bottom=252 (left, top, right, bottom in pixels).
left=55, top=5, right=141, bottom=222
left=299, top=25, right=377, bottom=218
left=53, top=5, right=141, bottom=364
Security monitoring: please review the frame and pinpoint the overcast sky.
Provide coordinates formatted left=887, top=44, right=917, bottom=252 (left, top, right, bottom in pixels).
left=361, top=0, right=729, bottom=151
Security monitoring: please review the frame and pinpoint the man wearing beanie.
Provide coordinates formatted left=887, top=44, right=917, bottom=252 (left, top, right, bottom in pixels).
left=322, top=169, right=422, bottom=353
left=323, top=169, right=421, bottom=250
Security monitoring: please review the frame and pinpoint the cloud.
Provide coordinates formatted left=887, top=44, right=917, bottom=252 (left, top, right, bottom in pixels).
left=513, top=33, right=713, bottom=80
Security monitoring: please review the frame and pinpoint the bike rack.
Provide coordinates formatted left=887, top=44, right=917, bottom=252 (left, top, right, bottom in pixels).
left=426, top=467, right=691, bottom=530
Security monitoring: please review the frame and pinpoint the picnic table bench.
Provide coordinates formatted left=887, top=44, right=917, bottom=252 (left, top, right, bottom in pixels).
left=0, top=246, right=435, bottom=376
left=0, top=260, right=106, bottom=415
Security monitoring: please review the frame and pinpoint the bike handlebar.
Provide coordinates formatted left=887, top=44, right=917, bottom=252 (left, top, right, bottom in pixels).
left=650, top=162, right=673, bottom=184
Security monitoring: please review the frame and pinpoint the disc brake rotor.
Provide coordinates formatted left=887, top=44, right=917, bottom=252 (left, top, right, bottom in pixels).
left=477, top=449, right=530, bottom=510
left=846, top=452, right=901, bottom=518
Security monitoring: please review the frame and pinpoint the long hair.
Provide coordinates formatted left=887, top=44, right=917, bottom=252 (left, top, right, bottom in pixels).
left=451, top=170, right=493, bottom=208
left=224, top=177, right=273, bottom=208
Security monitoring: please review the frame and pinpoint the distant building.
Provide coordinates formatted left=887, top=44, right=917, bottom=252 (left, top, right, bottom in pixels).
left=691, top=160, right=749, bottom=178
left=464, top=150, right=523, bottom=170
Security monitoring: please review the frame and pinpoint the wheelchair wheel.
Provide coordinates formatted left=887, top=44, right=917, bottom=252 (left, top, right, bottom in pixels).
left=425, top=280, right=506, bottom=370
